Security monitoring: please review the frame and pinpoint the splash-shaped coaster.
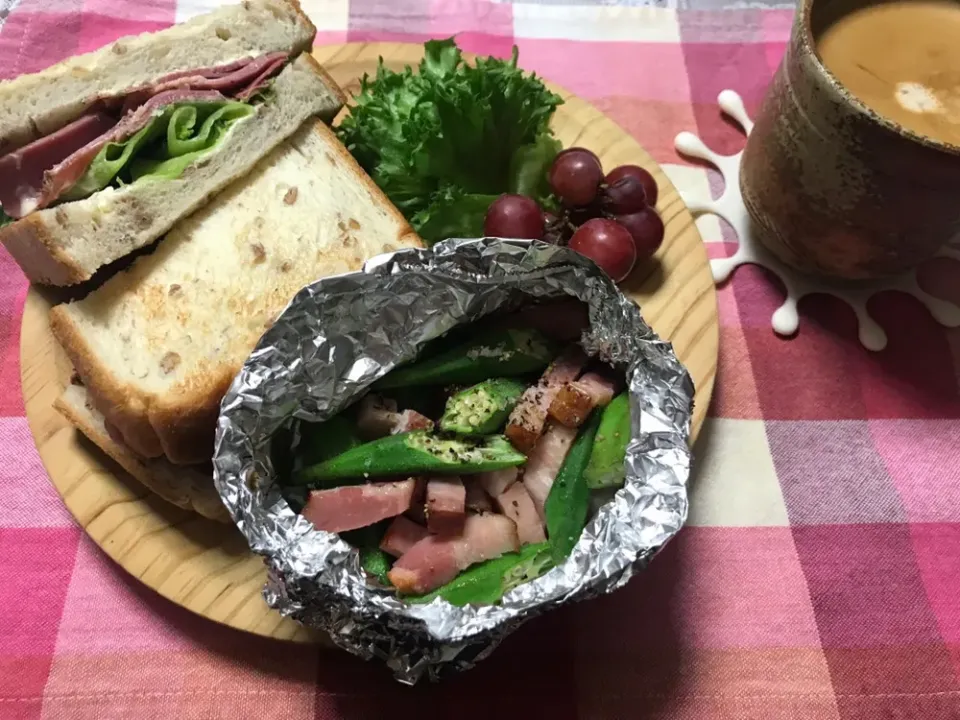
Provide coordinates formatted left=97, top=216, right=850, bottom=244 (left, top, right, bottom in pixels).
left=674, top=89, right=960, bottom=351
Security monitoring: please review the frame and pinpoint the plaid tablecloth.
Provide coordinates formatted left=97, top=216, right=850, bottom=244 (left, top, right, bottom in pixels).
left=3, top=0, right=960, bottom=717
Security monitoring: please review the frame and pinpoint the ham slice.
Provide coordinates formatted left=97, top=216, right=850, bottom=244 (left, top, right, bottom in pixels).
left=476, top=468, right=518, bottom=498
left=379, top=516, right=429, bottom=557
left=120, top=53, right=288, bottom=112
left=426, top=476, right=466, bottom=534
left=464, top=481, right=494, bottom=514
left=523, top=422, right=578, bottom=519
left=494, top=482, right=546, bottom=545
left=505, top=346, right=588, bottom=453
left=302, top=478, right=415, bottom=533
left=0, top=111, right=117, bottom=218
left=548, top=372, right=617, bottom=428
left=388, top=514, right=521, bottom=594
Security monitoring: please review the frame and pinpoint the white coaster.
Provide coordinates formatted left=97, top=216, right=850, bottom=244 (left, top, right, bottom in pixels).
left=674, top=90, right=960, bottom=351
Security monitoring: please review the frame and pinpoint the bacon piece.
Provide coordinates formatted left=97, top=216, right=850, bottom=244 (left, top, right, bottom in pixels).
left=464, top=481, right=495, bottom=514
left=388, top=514, right=521, bottom=594
left=379, top=516, right=430, bottom=557
left=426, top=476, right=466, bottom=534
left=523, top=422, right=578, bottom=519
left=494, top=482, right=546, bottom=545
left=548, top=372, right=617, bottom=428
left=302, top=479, right=415, bottom=533
left=392, top=409, right=434, bottom=434
left=476, top=468, right=518, bottom=498
left=505, top=346, right=588, bottom=453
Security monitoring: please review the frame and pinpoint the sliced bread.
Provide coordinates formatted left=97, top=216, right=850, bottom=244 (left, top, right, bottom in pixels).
left=0, top=0, right=316, bottom=154
left=51, top=119, right=422, bottom=466
left=55, top=383, right=229, bottom=521
left=1, top=54, right=347, bottom=285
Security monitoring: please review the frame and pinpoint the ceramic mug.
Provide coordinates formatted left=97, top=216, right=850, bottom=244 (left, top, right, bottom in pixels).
left=740, top=0, right=960, bottom=281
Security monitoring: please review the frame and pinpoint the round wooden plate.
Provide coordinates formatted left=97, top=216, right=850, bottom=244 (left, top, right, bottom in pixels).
left=21, top=42, right=718, bottom=642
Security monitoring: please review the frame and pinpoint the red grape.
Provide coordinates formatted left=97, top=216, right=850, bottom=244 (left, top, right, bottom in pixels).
left=568, top=218, right=637, bottom=282
left=605, top=165, right=658, bottom=208
left=602, top=174, right=647, bottom=214
left=616, top=208, right=665, bottom=261
left=549, top=149, right=604, bottom=208
left=484, top=194, right=545, bottom=239
left=555, top=146, right=601, bottom=167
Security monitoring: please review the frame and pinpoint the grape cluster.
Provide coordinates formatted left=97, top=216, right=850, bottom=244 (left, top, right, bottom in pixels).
left=483, top=148, right=665, bottom=282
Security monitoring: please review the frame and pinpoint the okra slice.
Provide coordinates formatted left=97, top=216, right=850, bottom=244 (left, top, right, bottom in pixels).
left=440, top=378, right=527, bottom=436
left=544, top=409, right=602, bottom=563
left=583, top=393, right=631, bottom=489
left=375, top=328, right=558, bottom=389
left=293, top=431, right=526, bottom=485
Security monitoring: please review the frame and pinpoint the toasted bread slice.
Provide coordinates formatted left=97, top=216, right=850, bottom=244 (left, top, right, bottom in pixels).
left=55, top=383, right=228, bottom=521
left=1, top=54, right=347, bottom=285
left=51, top=119, right=422, bottom=465
left=0, top=0, right=317, bottom=154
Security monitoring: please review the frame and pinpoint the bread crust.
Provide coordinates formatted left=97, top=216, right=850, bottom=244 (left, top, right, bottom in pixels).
left=54, top=384, right=229, bottom=521
left=52, top=119, right=423, bottom=466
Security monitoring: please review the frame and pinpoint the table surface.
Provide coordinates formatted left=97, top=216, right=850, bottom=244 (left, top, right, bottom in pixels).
left=2, top=1, right=960, bottom=718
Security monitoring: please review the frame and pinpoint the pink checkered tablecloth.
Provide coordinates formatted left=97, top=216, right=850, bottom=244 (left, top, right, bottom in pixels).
left=3, top=0, right=960, bottom=717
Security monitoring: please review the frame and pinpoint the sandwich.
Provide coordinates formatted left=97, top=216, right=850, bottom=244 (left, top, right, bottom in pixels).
left=50, top=120, right=423, bottom=473
left=0, top=0, right=346, bottom=286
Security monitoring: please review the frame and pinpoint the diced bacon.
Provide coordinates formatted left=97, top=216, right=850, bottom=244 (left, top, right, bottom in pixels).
left=426, top=476, right=466, bottom=534
left=464, top=481, right=494, bottom=514
left=494, top=482, right=546, bottom=545
left=392, top=409, right=434, bottom=434
left=302, top=478, right=415, bottom=533
left=515, top=299, right=590, bottom=342
left=476, top=468, right=518, bottom=498
left=356, top=394, right=399, bottom=438
left=388, top=514, right=520, bottom=594
left=379, top=516, right=430, bottom=557
left=548, top=372, right=618, bottom=428
left=523, top=422, right=578, bottom=519
left=405, top=476, right=428, bottom=524
left=505, top=346, right=588, bottom=453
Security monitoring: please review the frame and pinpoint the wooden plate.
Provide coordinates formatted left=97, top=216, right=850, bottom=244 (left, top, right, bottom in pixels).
left=21, top=42, right=718, bottom=642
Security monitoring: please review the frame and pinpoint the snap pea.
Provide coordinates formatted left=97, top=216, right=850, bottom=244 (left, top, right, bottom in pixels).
left=410, top=542, right=553, bottom=606
left=583, top=393, right=631, bottom=489
left=440, top=378, right=527, bottom=436
left=545, top=409, right=602, bottom=563
left=374, top=328, right=558, bottom=389
left=292, top=431, right=526, bottom=485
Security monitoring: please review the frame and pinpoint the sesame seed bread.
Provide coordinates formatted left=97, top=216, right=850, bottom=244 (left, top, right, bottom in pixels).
left=50, top=119, right=422, bottom=466
left=0, top=0, right=317, bottom=155
left=1, top=53, right=347, bottom=286
left=55, top=383, right=229, bottom=522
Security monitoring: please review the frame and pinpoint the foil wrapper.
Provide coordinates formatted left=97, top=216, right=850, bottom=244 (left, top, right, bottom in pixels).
left=213, top=237, right=694, bottom=684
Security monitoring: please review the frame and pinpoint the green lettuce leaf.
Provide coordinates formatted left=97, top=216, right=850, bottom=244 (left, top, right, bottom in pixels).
left=337, top=38, right=563, bottom=244
left=62, top=100, right=254, bottom=202
left=0, top=209, right=13, bottom=228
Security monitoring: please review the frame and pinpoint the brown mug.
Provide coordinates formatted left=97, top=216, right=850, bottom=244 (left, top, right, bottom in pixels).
left=740, top=0, right=960, bottom=281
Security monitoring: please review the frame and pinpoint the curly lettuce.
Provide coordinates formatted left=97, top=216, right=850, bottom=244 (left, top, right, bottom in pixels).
left=337, top=38, right=563, bottom=244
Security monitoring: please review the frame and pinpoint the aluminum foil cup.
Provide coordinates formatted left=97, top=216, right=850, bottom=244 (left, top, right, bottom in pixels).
left=213, top=237, right=694, bottom=684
